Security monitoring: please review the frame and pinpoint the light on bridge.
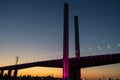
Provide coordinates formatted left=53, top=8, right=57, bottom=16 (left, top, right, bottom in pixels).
left=118, top=43, right=120, bottom=47
left=107, top=44, right=110, bottom=49
left=88, top=48, right=93, bottom=51
left=97, top=46, right=101, bottom=50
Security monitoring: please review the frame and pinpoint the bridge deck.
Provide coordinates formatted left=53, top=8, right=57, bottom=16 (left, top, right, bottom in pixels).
left=0, top=53, right=120, bottom=70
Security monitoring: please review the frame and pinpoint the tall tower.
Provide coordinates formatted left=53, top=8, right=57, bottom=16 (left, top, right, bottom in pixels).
left=74, top=16, right=80, bottom=58
left=69, top=16, right=81, bottom=80
left=63, top=2, right=69, bottom=80
left=74, top=16, right=81, bottom=80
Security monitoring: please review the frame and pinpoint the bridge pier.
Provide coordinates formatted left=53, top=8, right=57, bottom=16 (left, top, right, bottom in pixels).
left=0, top=70, right=4, bottom=77
left=14, top=69, right=18, bottom=77
left=8, top=69, right=12, bottom=77
left=70, top=68, right=81, bottom=80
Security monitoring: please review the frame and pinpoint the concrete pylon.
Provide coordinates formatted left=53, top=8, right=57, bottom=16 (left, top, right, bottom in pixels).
left=63, top=2, right=69, bottom=80
left=0, top=70, right=4, bottom=77
left=70, top=68, right=80, bottom=80
left=74, top=16, right=80, bottom=58
left=69, top=16, right=81, bottom=80
left=8, top=69, right=12, bottom=77
left=14, top=69, right=18, bottom=77
left=74, top=16, right=81, bottom=80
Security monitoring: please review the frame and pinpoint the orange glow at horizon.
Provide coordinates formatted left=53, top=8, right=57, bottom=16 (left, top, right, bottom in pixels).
left=15, top=64, right=120, bottom=79
left=18, top=67, right=62, bottom=78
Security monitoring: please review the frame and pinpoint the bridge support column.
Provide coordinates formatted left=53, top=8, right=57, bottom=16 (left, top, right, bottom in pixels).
left=70, top=68, right=81, bottom=80
left=74, top=16, right=81, bottom=80
left=0, top=70, right=4, bottom=77
left=63, top=2, right=69, bottom=80
left=14, top=69, right=18, bottom=77
left=8, top=69, right=12, bottom=77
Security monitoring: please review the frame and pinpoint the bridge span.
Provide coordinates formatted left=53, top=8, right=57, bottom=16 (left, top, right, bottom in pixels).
left=0, top=53, right=120, bottom=77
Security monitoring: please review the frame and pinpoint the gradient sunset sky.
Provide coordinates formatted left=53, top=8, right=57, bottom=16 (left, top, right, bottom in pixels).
left=0, top=0, right=120, bottom=79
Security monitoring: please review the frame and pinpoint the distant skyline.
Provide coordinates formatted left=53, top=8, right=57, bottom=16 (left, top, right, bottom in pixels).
left=0, top=0, right=120, bottom=78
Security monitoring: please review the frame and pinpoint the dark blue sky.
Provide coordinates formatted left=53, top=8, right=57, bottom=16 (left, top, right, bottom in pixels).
left=0, top=0, right=120, bottom=62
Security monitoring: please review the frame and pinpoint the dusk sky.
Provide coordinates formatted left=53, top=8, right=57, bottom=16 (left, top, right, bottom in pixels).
left=0, top=0, right=120, bottom=79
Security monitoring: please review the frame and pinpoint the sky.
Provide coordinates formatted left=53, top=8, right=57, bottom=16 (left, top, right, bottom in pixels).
left=0, top=0, right=120, bottom=79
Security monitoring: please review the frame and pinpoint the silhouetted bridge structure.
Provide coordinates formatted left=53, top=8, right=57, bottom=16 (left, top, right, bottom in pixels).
left=0, top=53, right=120, bottom=77
left=0, top=2, right=120, bottom=80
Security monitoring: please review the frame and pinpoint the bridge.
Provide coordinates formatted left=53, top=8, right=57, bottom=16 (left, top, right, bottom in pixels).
left=0, top=2, right=120, bottom=80
left=0, top=53, right=120, bottom=79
